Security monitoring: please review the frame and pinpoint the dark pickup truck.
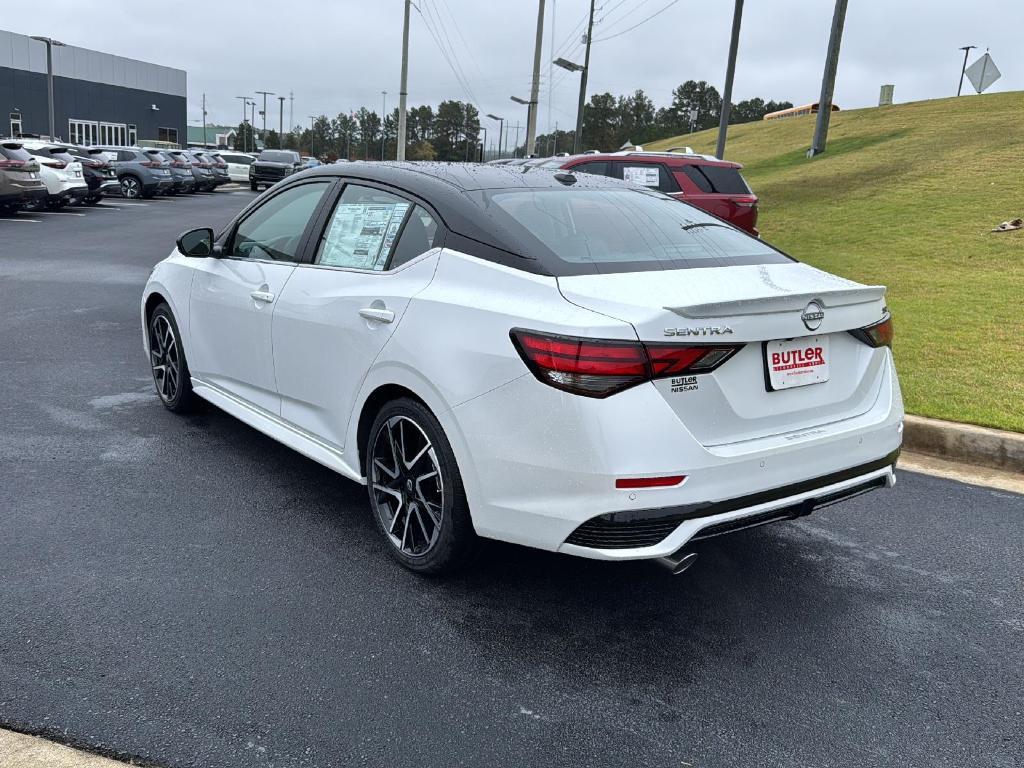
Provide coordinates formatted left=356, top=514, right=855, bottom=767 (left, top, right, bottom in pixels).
left=249, top=150, right=302, bottom=191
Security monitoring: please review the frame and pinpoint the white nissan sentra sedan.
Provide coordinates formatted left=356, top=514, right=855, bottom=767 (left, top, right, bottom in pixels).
left=141, top=162, right=903, bottom=575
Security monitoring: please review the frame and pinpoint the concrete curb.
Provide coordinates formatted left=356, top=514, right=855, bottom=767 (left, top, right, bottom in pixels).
left=0, top=728, right=131, bottom=767
left=903, top=415, right=1024, bottom=474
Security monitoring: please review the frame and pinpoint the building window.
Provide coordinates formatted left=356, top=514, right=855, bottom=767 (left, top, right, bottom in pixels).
left=99, top=122, right=128, bottom=146
left=127, top=124, right=137, bottom=146
left=10, top=112, right=23, bottom=138
left=157, top=127, right=179, bottom=145
left=69, top=119, right=99, bottom=146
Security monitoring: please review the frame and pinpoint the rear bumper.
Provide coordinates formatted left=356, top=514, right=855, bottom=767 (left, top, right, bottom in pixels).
left=447, top=351, right=904, bottom=559
left=0, top=187, right=47, bottom=204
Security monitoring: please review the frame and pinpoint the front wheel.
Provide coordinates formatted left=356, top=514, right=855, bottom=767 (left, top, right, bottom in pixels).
left=366, top=399, right=477, bottom=574
left=148, top=303, right=195, bottom=413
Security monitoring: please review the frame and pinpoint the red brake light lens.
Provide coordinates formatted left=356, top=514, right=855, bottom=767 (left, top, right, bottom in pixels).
left=615, top=475, right=686, bottom=489
left=0, top=159, right=25, bottom=169
left=510, top=329, right=741, bottom=398
left=849, top=313, right=893, bottom=348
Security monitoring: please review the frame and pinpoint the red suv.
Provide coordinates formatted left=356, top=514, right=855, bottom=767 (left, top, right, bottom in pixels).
left=558, top=149, right=759, bottom=235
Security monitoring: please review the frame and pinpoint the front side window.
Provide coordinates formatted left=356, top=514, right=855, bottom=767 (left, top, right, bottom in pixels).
left=479, top=187, right=788, bottom=273
left=315, top=184, right=417, bottom=271
left=229, top=181, right=331, bottom=262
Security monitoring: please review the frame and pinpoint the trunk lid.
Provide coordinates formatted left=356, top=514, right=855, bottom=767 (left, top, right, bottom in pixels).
left=558, top=262, right=891, bottom=447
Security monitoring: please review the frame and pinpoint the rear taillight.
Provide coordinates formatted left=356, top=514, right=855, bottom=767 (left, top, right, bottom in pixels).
left=510, top=329, right=741, bottom=398
left=849, top=313, right=893, bottom=348
left=0, top=159, right=25, bottom=169
left=140, top=161, right=163, bottom=168
left=41, top=159, right=67, bottom=169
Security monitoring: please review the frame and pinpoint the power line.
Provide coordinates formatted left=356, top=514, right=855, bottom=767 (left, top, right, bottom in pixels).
left=592, top=0, right=681, bottom=42
left=415, top=1, right=480, bottom=108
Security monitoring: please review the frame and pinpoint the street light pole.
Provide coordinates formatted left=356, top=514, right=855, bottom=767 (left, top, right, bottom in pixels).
left=30, top=36, right=65, bottom=140
left=715, top=0, right=744, bottom=160
left=256, top=90, right=274, bottom=143
left=957, top=45, right=977, bottom=96
left=201, top=93, right=208, bottom=148
left=381, top=91, right=387, bottom=160
left=308, top=115, right=316, bottom=158
left=397, top=0, right=411, bottom=160
left=250, top=101, right=257, bottom=151
left=808, top=0, right=849, bottom=157
left=278, top=96, right=286, bottom=149
left=574, top=0, right=596, bottom=154
left=525, top=0, right=546, bottom=156
left=486, top=115, right=504, bottom=160
left=235, top=96, right=250, bottom=151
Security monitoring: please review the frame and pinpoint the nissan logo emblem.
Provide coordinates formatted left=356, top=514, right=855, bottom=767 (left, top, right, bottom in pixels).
left=801, top=300, right=825, bottom=331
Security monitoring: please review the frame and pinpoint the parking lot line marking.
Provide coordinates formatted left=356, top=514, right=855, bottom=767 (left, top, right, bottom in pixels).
left=81, top=206, right=120, bottom=211
left=0, top=218, right=41, bottom=223
left=30, top=210, right=87, bottom=216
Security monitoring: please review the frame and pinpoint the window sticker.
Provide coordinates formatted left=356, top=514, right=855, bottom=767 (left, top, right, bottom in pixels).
left=320, top=201, right=410, bottom=269
left=622, top=166, right=661, bottom=187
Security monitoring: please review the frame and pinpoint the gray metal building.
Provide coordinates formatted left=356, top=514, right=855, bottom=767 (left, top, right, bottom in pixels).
left=0, top=29, right=186, bottom=146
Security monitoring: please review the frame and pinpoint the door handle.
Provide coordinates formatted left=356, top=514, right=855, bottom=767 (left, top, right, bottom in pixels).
left=359, top=307, right=395, bottom=323
left=250, top=290, right=275, bottom=303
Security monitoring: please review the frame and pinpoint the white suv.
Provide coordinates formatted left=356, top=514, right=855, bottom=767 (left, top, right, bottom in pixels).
left=141, top=163, right=903, bottom=575
left=18, top=139, right=88, bottom=208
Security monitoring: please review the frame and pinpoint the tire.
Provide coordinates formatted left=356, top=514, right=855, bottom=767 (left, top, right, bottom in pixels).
left=366, top=398, right=477, bottom=574
left=120, top=175, right=143, bottom=199
left=147, top=303, right=195, bottom=414
left=250, top=181, right=258, bottom=191
left=46, top=197, right=65, bottom=210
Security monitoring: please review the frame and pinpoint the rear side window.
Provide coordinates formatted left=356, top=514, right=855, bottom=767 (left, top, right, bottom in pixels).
left=569, top=161, right=609, bottom=177
left=389, top=206, right=440, bottom=269
left=680, top=164, right=751, bottom=194
left=619, top=163, right=680, bottom=194
left=315, top=184, right=414, bottom=271
left=480, top=187, right=787, bottom=274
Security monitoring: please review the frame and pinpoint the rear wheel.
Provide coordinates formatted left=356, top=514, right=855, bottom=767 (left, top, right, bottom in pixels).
left=250, top=181, right=258, bottom=191
left=366, top=398, right=477, bottom=574
left=148, top=303, right=195, bottom=413
left=120, top=176, right=142, bottom=199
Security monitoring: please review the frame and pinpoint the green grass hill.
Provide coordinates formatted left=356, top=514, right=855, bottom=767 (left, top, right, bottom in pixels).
left=649, top=91, right=1024, bottom=432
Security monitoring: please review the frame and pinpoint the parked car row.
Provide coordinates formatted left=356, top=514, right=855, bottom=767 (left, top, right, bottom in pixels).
left=0, top=140, right=254, bottom=212
left=488, top=147, right=760, bottom=236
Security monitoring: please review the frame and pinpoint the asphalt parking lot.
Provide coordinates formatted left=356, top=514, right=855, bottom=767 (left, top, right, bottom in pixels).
left=1, top=192, right=1022, bottom=768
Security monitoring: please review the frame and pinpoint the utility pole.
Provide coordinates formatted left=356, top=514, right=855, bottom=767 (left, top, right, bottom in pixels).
left=381, top=91, right=387, bottom=160
left=487, top=115, right=504, bottom=159
left=278, top=96, right=285, bottom=149
left=957, top=45, right=977, bottom=96
left=573, top=0, right=596, bottom=153
left=201, top=93, right=208, bottom=148
left=308, top=116, right=316, bottom=158
left=526, top=0, right=546, bottom=156
left=30, top=37, right=65, bottom=140
left=289, top=91, right=294, bottom=132
left=256, top=90, right=274, bottom=143
left=513, top=122, right=521, bottom=157
left=715, top=0, right=744, bottom=160
left=808, top=0, right=849, bottom=157
left=397, top=0, right=411, bottom=160
left=250, top=101, right=257, bottom=151
left=235, top=96, right=249, bottom=151
left=547, top=0, right=556, bottom=143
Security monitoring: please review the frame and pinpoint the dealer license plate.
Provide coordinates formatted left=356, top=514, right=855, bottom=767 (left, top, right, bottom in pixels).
left=766, top=336, right=830, bottom=390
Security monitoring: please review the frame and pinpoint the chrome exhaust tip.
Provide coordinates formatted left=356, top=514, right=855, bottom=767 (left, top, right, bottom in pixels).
left=655, top=551, right=698, bottom=576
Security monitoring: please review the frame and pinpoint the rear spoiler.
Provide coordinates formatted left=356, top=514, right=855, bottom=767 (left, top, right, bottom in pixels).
left=666, top=286, right=885, bottom=319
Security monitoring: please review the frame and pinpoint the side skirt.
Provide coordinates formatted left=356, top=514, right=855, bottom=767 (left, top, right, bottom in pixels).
left=191, top=379, right=365, bottom=484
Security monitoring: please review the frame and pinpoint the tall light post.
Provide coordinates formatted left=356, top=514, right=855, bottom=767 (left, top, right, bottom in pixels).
left=381, top=91, right=388, bottom=160
left=277, top=96, right=286, bottom=149
left=308, top=115, right=316, bottom=158
left=808, top=0, right=849, bottom=157
left=715, top=0, right=744, bottom=160
left=957, top=45, right=977, bottom=96
left=553, top=57, right=584, bottom=151
left=235, top=96, right=251, bottom=151
left=30, top=36, right=66, bottom=140
left=249, top=101, right=257, bottom=149
left=480, top=126, right=487, bottom=162
left=525, top=0, right=546, bottom=156
left=574, top=0, right=596, bottom=153
left=256, top=90, right=274, bottom=143
left=486, top=114, right=504, bottom=160
left=397, top=0, right=411, bottom=160
left=510, top=96, right=530, bottom=156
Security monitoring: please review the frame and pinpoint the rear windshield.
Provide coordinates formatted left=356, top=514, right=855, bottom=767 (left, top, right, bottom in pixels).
left=680, top=164, right=751, bottom=195
left=259, top=150, right=297, bottom=163
left=0, top=144, right=33, bottom=162
left=222, top=154, right=252, bottom=164
left=478, top=187, right=788, bottom=274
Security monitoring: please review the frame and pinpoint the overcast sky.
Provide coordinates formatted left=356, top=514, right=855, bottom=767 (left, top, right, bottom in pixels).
left=3, top=0, right=1020, bottom=141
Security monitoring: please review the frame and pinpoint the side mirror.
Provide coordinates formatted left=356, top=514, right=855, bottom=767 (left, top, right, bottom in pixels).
left=177, top=227, right=214, bottom=257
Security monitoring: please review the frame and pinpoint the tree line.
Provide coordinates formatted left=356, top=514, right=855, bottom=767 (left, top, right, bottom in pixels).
left=233, top=80, right=790, bottom=160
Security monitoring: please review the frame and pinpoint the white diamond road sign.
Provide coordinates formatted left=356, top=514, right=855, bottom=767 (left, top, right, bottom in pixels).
left=965, top=53, right=1001, bottom=94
